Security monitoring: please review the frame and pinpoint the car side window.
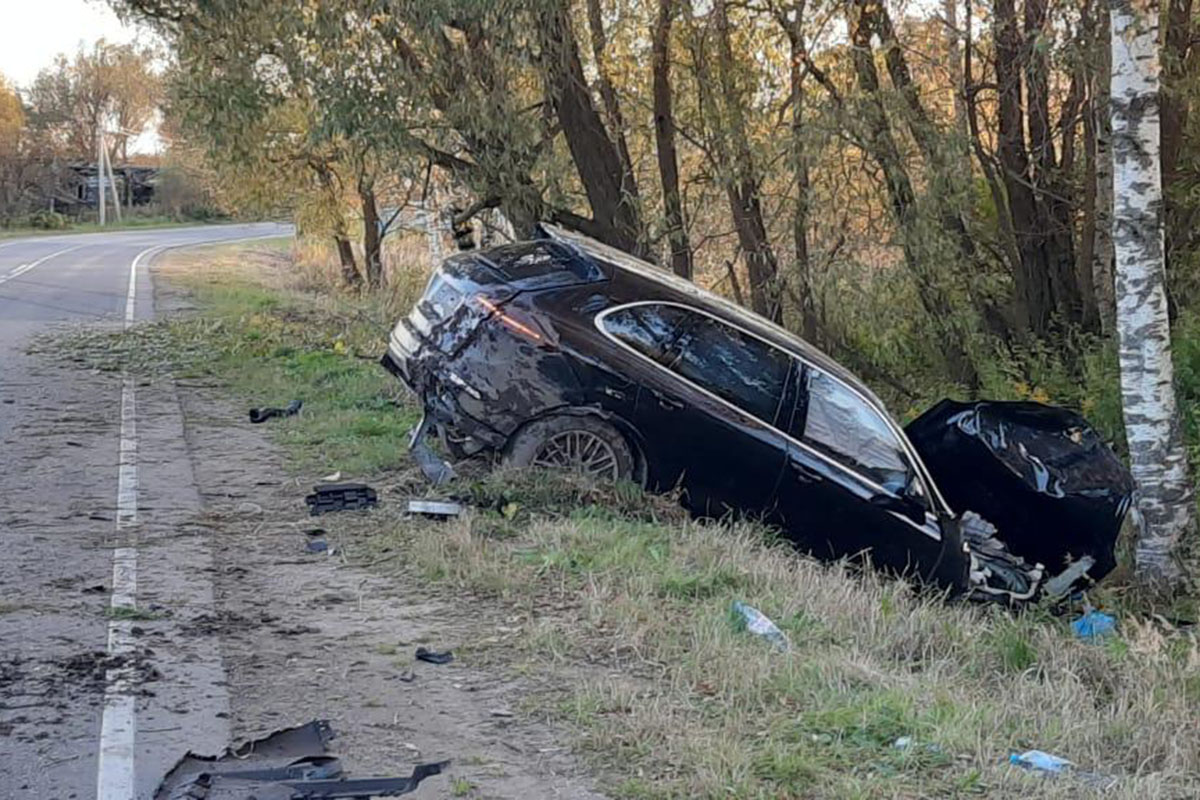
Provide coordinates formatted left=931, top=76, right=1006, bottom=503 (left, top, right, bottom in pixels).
left=602, top=304, right=689, bottom=363
left=802, top=369, right=912, bottom=494
left=668, top=314, right=789, bottom=424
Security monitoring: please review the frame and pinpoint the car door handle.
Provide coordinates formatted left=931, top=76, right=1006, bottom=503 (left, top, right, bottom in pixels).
left=656, top=394, right=684, bottom=411
left=789, top=459, right=819, bottom=483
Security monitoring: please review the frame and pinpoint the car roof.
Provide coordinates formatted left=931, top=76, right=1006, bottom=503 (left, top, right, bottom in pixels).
left=537, top=223, right=879, bottom=405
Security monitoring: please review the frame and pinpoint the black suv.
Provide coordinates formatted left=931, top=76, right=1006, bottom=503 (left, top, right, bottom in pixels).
left=383, top=224, right=1132, bottom=600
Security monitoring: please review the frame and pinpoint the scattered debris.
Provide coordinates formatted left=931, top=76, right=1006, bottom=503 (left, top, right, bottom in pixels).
left=406, top=499, right=464, bottom=519
left=893, top=736, right=941, bottom=754
left=1072, top=609, right=1117, bottom=640
left=1009, top=749, right=1073, bottom=773
left=155, top=720, right=448, bottom=800
left=82, top=584, right=107, bottom=594
left=249, top=399, right=302, bottom=424
left=320, top=471, right=342, bottom=482
left=415, top=647, right=454, bottom=665
left=305, top=483, right=378, bottom=516
left=305, top=538, right=329, bottom=554
left=730, top=601, right=789, bottom=652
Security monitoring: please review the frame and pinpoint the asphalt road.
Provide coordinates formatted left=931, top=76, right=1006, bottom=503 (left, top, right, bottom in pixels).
left=0, top=223, right=292, bottom=799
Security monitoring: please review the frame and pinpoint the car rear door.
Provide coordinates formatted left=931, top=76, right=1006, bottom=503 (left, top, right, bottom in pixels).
left=600, top=303, right=790, bottom=520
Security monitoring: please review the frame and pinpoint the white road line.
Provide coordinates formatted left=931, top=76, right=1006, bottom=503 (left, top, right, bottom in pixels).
left=97, top=244, right=157, bottom=800
left=95, top=230, right=289, bottom=798
left=0, top=245, right=81, bottom=286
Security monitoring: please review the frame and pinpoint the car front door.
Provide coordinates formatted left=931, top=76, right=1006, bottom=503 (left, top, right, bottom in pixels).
left=599, top=303, right=790, bottom=520
left=774, top=366, right=949, bottom=578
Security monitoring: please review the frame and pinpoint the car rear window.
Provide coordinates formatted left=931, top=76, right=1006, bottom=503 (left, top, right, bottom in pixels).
left=482, top=242, right=604, bottom=282
left=669, top=314, right=789, bottom=425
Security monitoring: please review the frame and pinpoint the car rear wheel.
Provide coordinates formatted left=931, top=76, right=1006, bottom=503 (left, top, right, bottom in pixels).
left=503, top=415, right=635, bottom=482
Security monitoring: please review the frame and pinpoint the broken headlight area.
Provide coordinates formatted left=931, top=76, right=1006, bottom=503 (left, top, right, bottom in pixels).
left=909, top=400, right=1134, bottom=602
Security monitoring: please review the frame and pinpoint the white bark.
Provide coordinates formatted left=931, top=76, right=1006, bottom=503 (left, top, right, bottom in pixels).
left=1110, top=0, right=1194, bottom=581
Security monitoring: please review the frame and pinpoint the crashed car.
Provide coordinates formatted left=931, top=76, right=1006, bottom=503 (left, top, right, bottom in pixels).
left=383, top=223, right=1133, bottom=601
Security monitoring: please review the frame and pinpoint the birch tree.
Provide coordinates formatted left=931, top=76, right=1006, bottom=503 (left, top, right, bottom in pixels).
left=1110, top=0, right=1195, bottom=581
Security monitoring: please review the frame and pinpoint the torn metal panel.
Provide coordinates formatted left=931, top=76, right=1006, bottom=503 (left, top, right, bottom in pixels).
left=907, top=400, right=1134, bottom=587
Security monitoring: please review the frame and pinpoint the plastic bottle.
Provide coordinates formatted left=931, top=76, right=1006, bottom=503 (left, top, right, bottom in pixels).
left=731, top=601, right=790, bottom=652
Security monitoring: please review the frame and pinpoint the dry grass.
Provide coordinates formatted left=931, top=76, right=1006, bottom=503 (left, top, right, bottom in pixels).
left=356, top=470, right=1200, bottom=800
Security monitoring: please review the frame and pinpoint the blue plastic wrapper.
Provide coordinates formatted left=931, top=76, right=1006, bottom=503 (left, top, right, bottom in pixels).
left=1072, top=609, right=1117, bottom=639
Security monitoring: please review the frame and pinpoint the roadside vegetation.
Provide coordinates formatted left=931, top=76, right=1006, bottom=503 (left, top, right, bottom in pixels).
left=48, top=240, right=1200, bottom=798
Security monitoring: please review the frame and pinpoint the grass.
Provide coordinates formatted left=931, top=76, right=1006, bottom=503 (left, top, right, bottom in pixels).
left=0, top=215, right=233, bottom=240
left=373, top=472, right=1200, bottom=799
left=48, top=238, right=1200, bottom=798
left=105, top=605, right=163, bottom=621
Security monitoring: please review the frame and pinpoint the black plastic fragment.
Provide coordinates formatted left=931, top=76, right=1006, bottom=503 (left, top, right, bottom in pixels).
left=250, top=399, right=303, bottom=424
left=155, top=720, right=447, bottom=800
left=282, top=761, right=450, bottom=798
left=305, top=483, right=378, bottom=516
left=415, top=646, right=454, bottom=665
left=906, top=400, right=1134, bottom=584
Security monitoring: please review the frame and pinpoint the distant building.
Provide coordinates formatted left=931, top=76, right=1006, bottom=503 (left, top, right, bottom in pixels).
left=53, top=164, right=158, bottom=213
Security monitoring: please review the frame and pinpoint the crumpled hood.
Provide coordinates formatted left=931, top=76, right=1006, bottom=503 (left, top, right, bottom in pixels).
left=906, top=399, right=1134, bottom=584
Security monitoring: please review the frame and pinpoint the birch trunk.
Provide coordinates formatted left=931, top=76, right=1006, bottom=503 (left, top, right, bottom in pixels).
left=1110, top=0, right=1194, bottom=581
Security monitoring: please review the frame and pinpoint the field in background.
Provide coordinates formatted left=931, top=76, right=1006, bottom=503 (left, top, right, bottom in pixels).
left=46, top=238, right=1200, bottom=799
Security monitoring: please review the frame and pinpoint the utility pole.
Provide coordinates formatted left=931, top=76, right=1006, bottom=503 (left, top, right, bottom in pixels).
left=103, top=137, right=122, bottom=223
left=97, top=128, right=106, bottom=226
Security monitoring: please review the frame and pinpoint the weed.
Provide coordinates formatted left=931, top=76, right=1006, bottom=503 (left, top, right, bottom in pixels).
left=105, top=605, right=162, bottom=621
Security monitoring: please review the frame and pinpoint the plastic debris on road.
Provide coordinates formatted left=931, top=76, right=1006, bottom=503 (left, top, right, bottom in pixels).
left=730, top=601, right=790, bottom=652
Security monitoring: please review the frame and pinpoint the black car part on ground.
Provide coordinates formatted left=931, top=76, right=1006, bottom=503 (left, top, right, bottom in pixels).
left=906, top=400, right=1134, bottom=591
left=249, top=398, right=302, bottom=423
left=155, top=719, right=448, bottom=799
left=305, top=482, right=379, bottom=515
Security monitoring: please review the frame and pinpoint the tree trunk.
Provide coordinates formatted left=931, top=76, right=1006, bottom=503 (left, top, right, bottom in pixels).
left=313, top=161, right=360, bottom=288
left=850, top=2, right=977, bottom=386
left=995, top=0, right=1055, bottom=336
left=713, top=0, right=780, bottom=321
left=358, top=179, right=383, bottom=290
left=1110, top=0, right=1194, bottom=582
left=1094, top=2, right=1117, bottom=333
left=542, top=0, right=642, bottom=254
left=652, top=0, right=694, bottom=280
left=785, top=1, right=818, bottom=343
left=1025, top=0, right=1084, bottom=326
left=944, top=0, right=971, bottom=173
left=585, top=0, right=639, bottom=208
left=1161, top=0, right=1194, bottom=279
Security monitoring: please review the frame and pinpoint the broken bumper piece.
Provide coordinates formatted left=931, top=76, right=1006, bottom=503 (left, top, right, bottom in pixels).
left=155, top=719, right=448, bottom=799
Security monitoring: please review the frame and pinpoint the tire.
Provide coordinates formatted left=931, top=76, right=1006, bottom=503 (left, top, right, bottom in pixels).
left=502, top=414, right=636, bottom=482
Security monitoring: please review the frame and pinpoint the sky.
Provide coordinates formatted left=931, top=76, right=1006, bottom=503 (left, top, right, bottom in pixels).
left=0, top=0, right=144, bottom=88
left=0, top=0, right=161, bottom=152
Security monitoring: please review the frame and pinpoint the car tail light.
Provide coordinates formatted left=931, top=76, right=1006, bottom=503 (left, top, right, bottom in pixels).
left=473, top=295, right=555, bottom=346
